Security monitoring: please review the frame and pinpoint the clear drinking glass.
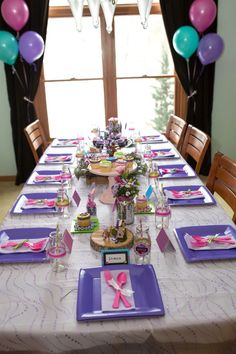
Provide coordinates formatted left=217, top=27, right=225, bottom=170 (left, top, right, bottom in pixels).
left=61, top=164, right=72, bottom=189
left=155, top=195, right=171, bottom=229
left=47, top=231, right=67, bottom=272
left=133, top=223, right=151, bottom=264
left=56, top=187, right=70, bottom=219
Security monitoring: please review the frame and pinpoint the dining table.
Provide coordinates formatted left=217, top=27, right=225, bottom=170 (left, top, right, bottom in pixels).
left=1, top=134, right=236, bottom=354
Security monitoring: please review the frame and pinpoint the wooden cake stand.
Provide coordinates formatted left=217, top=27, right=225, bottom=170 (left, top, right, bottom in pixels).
left=88, top=162, right=137, bottom=204
left=90, top=228, right=134, bottom=251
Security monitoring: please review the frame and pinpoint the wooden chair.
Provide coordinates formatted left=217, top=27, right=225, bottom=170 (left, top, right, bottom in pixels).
left=181, top=124, right=210, bottom=174
left=24, top=119, right=48, bottom=163
left=164, top=114, right=187, bottom=151
left=206, top=152, right=236, bottom=223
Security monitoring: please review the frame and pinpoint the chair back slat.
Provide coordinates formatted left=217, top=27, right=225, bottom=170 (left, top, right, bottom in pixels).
left=206, top=152, right=236, bottom=223
left=165, top=114, right=187, bottom=151
left=24, top=119, right=46, bottom=163
left=181, top=124, right=210, bottom=174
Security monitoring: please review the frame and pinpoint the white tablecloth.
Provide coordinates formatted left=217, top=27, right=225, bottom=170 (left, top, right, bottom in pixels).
left=1, top=141, right=236, bottom=354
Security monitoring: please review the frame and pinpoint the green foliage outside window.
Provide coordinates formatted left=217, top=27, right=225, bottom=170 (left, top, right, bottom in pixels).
left=151, top=47, right=174, bottom=131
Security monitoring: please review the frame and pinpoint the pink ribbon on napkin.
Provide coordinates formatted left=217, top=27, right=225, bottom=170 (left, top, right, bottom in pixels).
left=190, top=234, right=236, bottom=247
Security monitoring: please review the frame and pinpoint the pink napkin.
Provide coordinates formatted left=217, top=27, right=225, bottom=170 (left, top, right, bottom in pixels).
left=35, top=175, right=62, bottom=182
left=45, top=155, right=72, bottom=163
left=152, top=151, right=175, bottom=158
left=159, top=167, right=185, bottom=175
left=165, top=189, right=204, bottom=200
left=21, top=199, right=56, bottom=209
left=142, top=136, right=160, bottom=142
left=184, top=232, right=236, bottom=250
left=57, top=139, right=78, bottom=146
left=34, top=174, right=71, bottom=182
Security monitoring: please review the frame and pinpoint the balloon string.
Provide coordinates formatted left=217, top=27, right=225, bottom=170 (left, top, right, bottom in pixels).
left=20, top=56, right=29, bottom=91
left=11, top=65, right=25, bottom=91
left=195, top=65, right=205, bottom=87
left=192, top=57, right=197, bottom=84
left=186, top=59, right=192, bottom=95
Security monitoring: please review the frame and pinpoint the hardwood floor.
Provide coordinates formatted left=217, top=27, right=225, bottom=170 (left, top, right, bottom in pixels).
left=0, top=181, right=23, bottom=223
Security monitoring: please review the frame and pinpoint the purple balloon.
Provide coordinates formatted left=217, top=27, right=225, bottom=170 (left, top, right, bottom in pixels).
left=189, top=0, right=217, bottom=33
left=197, top=33, right=224, bottom=65
left=19, top=31, right=44, bottom=64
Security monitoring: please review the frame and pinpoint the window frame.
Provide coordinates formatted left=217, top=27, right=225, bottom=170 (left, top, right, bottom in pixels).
left=35, top=4, right=186, bottom=141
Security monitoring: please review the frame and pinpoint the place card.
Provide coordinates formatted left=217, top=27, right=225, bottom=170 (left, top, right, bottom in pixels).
left=145, top=185, right=153, bottom=200
left=63, top=229, right=73, bottom=253
left=101, top=249, right=130, bottom=266
left=156, top=228, right=175, bottom=252
left=72, top=188, right=81, bottom=207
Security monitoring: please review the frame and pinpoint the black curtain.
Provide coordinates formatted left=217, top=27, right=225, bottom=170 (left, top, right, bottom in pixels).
left=160, top=0, right=218, bottom=175
left=0, top=0, right=49, bottom=185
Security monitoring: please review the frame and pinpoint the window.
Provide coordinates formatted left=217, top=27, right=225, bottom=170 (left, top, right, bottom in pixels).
left=36, top=1, right=179, bottom=140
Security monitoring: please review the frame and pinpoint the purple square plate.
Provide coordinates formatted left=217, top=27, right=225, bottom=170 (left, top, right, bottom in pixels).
left=39, top=153, right=74, bottom=164
left=154, top=163, right=196, bottom=179
left=174, top=224, right=236, bottom=262
left=10, top=192, right=60, bottom=215
left=0, top=227, right=54, bottom=263
left=163, top=185, right=216, bottom=206
left=151, top=149, right=179, bottom=160
left=26, top=170, right=62, bottom=185
left=141, top=135, right=166, bottom=144
left=77, top=264, right=165, bottom=321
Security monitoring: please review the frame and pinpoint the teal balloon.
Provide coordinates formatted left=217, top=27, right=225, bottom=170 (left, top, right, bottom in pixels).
left=0, top=31, right=18, bottom=65
left=173, top=26, right=199, bottom=59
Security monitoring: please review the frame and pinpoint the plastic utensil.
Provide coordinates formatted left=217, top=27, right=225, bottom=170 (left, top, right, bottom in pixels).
left=112, top=272, right=131, bottom=309
left=0, top=239, right=47, bottom=251
left=24, top=239, right=48, bottom=251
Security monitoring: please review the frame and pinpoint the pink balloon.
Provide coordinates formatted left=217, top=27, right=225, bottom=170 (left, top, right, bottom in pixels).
left=189, top=0, right=217, bottom=33
left=1, top=0, right=29, bottom=32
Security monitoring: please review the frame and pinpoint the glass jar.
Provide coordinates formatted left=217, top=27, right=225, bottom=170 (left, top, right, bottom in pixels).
left=47, top=231, right=67, bottom=272
left=56, top=187, right=70, bottom=219
left=61, top=163, right=72, bottom=189
left=116, top=198, right=134, bottom=225
left=155, top=195, right=171, bottom=229
left=133, top=223, right=151, bottom=264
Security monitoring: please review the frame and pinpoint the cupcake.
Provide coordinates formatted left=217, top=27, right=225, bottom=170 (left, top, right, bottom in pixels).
left=117, top=137, right=128, bottom=147
left=136, top=195, right=148, bottom=211
left=114, top=151, right=124, bottom=159
left=149, top=170, right=159, bottom=179
left=99, top=160, right=112, bottom=171
left=124, top=154, right=134, bottom=168
left=77, top=212, right=91, bottom=227
left=89, top=156, right=101, bottom=164
left=115, top=159, right=127, bottom=168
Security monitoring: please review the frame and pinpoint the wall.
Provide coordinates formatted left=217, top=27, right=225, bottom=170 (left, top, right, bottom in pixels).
left=0, top=62, right=16, bottom=176
left=212, top=0, right=236, bottom=159
left=0, top=1, right=235, bottom=176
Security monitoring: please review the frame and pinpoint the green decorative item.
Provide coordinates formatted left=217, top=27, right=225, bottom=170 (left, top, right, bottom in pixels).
left=0, top=30, right=18, bottom=65
left=172, top=25, right=199, bottom=59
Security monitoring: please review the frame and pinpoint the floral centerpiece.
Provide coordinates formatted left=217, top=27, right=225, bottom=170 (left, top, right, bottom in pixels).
left=112, top=170, right=139, bottom=200
left=112, top=169, right=140, bottom=224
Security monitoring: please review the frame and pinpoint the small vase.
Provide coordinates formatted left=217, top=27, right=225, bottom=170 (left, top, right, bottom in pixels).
left=116, top=198, right=134, bottom=225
